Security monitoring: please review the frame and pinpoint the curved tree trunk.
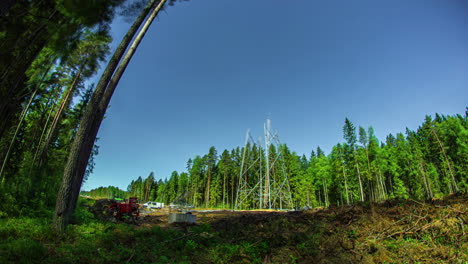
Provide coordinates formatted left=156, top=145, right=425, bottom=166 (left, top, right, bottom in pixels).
left=53, top=0, right=167, bottom=231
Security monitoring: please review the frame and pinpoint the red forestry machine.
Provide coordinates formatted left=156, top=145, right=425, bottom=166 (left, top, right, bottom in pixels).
left=105, top=197, right=140, bottom=221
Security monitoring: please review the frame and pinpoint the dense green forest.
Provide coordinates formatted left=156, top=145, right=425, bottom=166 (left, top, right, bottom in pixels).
left=0, top=0, right=183, bottom=227
left=80, top=186, right=127, bottom=200
left=85, top=113, right=468, bottom=209
left=0, top=0, right=126, bottom=218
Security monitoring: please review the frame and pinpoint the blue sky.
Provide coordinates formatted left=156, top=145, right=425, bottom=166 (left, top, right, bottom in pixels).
left=82, top=0, right=468, bottom=191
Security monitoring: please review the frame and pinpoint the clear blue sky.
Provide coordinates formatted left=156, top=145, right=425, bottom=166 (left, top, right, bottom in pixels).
left=82, top=0, right=468, bottom=191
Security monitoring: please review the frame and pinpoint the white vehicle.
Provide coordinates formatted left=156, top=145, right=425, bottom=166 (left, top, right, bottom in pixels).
left=142, top=201, right=164, bottom=209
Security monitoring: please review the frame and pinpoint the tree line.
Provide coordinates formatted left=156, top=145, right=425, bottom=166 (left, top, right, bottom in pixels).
left=86, top=112, right=467, bottom=209
left=81, top=186, right=127, bottom=200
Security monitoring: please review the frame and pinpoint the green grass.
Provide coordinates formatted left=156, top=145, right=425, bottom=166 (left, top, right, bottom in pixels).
left=0, top=196, right=466, bottom=264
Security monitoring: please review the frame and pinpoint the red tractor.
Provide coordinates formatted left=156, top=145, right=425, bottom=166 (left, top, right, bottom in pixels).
left=106, top=197, right=140, bottom=221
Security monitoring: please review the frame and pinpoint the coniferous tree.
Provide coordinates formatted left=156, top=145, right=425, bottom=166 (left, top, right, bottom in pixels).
left=343, top=118, right=364, bottom=202
left=204, top=146, right=217, bottom=207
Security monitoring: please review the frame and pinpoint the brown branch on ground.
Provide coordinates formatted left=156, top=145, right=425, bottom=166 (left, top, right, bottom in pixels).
left=386, top=211, right=453, bottom=239
left=435, top=205, right=467, bottom=215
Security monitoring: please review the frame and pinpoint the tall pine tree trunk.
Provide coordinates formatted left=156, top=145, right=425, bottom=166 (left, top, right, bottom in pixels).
left=418, top=161, right=433, bottom=198
left=341, top=161, right=350, bottom=205
left=32, top=87, right=61, bottom=166
left=40, top=65, right=84, bottom=164
left=355, top=157, right=364, bottom=202
left=53, top=0, right=167, bottom=231
left=231, top=173, right=234, bottom=208
left=430, top=126, right=458, bottom=192
left=0, top=63, right=51, bottom=184
left=223, top=172, right=226, bottom=208
left=205, top=167, right=211, bottom=207
left=338, top=148, right=350, bottom=205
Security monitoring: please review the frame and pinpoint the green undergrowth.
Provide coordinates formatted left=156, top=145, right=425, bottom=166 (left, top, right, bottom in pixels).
left=1, top=195, right=467, bottom=263
left=0, top=215, right=211, bottom=263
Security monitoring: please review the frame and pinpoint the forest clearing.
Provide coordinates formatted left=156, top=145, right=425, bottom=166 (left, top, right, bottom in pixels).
left=1, top=1, right=468, bottom=263
left=2, top=194, right=466, bottom=263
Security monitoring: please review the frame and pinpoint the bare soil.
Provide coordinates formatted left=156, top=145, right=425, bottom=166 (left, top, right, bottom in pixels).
left=94, top=194, right=468, bottom=263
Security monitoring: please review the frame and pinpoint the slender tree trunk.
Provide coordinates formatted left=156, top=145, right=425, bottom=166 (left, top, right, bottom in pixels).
left=0, top=89, right=38, bottom=184
left=341, top=161, right=350, bottom=205
left=53, top=0, right=166, bottom=231
left=235, top=143, right=248, bottom=210
left=205, top=167, right=211, bottom=207
left=40, top=66, right=84, bottom=164
left=355, top=158, right=364, bottom=202
left=194, top=178, right=198, bottom=206
left=318, top=189, right=322, bottom=207
left=379, top=169, right=388, bottom=199
left=375, top=169, right=384, bottom=201
left=388, top=173, right=393, bottom=195
left=32, top=90, right=60, bottom=165
left=0, top=63, right=52, bottom=184
left=430, top=126, right=458, bottom=192
left=370, top=179, right=375, bottom=202
left=145, top=183, right=151, bottom=201
left=191, top=178, right=195, bottom=206
left=338, top=148, right=350, bottom=205
left=231, top=173, right=234, bottom=209
left=418, top=161, right=432, bottom=198
left=363, top=147, right=377, bottom=202
left=323, top=180, right=329, bottom=207
left=222, top=171, right=226, bottom=207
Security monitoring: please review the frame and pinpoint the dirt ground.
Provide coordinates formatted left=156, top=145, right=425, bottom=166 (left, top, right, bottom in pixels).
left=138, top=194, right=467, bottom=263
left=90, top=194, right=467, bottom=263
left=136, top=209, right=294, bottom=228
left=137, top=194, right=467, bottom=232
